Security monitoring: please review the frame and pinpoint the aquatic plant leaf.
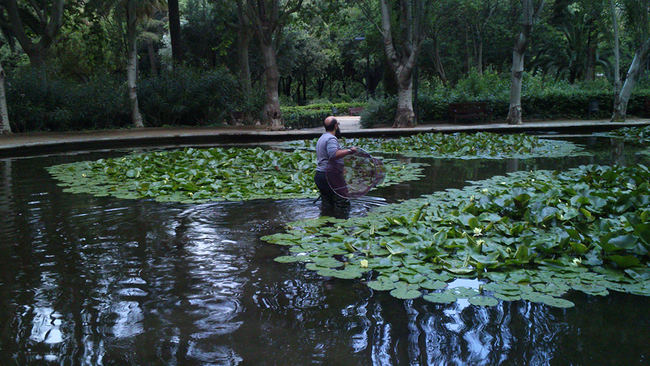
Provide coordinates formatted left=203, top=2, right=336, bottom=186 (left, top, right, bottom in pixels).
left=423, top=292, right=457, bottom=304
left=264, top=164, right=650, bottom=308
left=493, top=293, right=521, bottom=301
left=448, top=287, right=479, bottom=298
left=283, top=132, right=590, bottom=160
left=540, top=297, right=575, bottom=308
left=420, top=280, right=448, bottom=290
left=390, top=287, right=422, bottom=300
left=367, top=279, right=397, bottom=291
left=274, top=255, right=304, bottom=263
left=468, top=296, right=499, bottom=307
left=317, top=267, right=364, bottom=279
left=47, top=147, right=426, bottom=203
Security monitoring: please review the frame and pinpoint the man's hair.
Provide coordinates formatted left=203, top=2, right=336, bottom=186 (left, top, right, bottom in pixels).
left=324, top=117, right=337, bottom=131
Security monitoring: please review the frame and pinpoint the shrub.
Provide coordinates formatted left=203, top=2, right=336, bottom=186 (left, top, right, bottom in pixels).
left=138, top=67, right=239, bottom=126
left=7, top=69, right=130, bottom=132
left=6, top=66, right=240, bottom=132
left=282, top=109, right=329, bottom=129
left=360, top=70, right=650, bottom=128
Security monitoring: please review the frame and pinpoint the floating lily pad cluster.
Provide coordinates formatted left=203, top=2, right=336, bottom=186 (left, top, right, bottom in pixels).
left=281, top=132, right=589, bottom=159
left=47, top=147, right=426, bottom=203
left=601, top=125, right=650, bottom=145
left=262, top=164, right=650, bottom=308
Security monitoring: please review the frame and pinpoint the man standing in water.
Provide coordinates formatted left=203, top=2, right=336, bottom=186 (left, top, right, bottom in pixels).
left=315, top=116, right=357, bottom=212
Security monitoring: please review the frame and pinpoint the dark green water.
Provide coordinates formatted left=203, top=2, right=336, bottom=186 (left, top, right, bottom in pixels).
left=0, top=137, right=648, bottom=365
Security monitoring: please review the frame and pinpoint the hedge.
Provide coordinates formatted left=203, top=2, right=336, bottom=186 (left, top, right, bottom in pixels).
left=360, top=90, right=650, bottom=128
left=6, top=67, right=240, bottom=132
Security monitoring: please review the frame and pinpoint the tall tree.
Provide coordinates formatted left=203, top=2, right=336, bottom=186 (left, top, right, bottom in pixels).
left=168, top=0, right=182, bottom=63
left=119, top=0, right=165, bottom=128
left=612, top=0, right=649, bottom=121
left=0, top=61, right=10, bottom=135
left=235, top=1, right=253, bottom=107
left=246, top=0, right=303, bottom=129
left=0, top=0, right=65, bottom=68
left=506, top=0, right=545, bottom=125
left=610, top=0, right=622, bottom=113
left=126, top=0, right=144, bottom=128
left=365, top=0, right=427, bottom=127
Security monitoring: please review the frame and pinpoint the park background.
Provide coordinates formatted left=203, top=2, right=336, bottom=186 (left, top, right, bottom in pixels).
left=1, top=0, right=650, bottom=133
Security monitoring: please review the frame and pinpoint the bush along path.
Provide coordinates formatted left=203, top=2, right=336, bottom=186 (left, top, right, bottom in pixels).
left=46, top=147, right=426, bottom=203
left=262, top=164, right=650, bottom=308
left=281, top=132, right=590, bottom=159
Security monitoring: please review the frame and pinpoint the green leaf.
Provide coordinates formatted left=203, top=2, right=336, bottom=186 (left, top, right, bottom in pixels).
left=607, top=255, right=641, bottom=268
left=468, top=296, right=499, bottom=307
left=423, top=292, right=457, bottom=304
left=390, top=287, right=422, bottom=300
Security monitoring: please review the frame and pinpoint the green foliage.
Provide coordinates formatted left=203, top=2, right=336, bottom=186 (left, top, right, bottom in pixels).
left=138, top=67, right=239, bottom=126
left=281, top=102, right=368, bottom=129
left=283, top=132, right=589, bottom=160
left=47, top=147, right=427, bottom=203
left=6, top=66, right=239, bottom=132
left=262, top=164, right=650, bottom=307
left=361, top=71, right=650, bottom=127
left=348, top=133, right=589, bottom=159
left=6, top=69, right=131, bottom=132
left=599, top=125, right=650, bottom=145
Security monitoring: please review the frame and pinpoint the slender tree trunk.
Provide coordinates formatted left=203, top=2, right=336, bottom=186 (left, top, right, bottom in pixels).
left=610, top=0, right=622, bottom=115
left=507, top=0, right=544, bottom=125
left=259, top=41, right=282, bottom=129
left=127, top=0, right=144, bottom=128
left=612, top=39, right=650, bottom=122
left=0, top=62, right=11, bottom=134
left=465, top=26, right=472, bottom=73
left=147, top=39, right=158, bottom=75
left=477, top=39, right=484, bottom=74
left=507, top=31, right=528, bottom=125
left=433, top=37, right=447, bottom=84
left=237, top=30, right=252, bottom=99
left=168, top=0, right=183, bottom=64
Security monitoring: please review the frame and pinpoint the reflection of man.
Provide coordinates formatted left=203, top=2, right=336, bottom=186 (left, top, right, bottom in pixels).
left=314, top=116, right=356, bottom=210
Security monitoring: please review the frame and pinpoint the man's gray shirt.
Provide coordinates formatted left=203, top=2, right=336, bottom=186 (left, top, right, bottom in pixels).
left=316, top=133, right=340, bottom=172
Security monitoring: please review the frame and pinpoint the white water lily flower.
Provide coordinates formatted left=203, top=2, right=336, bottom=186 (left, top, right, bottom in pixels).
left=360, top=260, right=369, bottom=268
left=473, top=227, right=483, bottom=236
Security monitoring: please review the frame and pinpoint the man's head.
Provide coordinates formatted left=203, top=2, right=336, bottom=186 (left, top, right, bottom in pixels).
left=324, top=116, right=337, bottom=131
left=324, top=116, right=342, bottom=138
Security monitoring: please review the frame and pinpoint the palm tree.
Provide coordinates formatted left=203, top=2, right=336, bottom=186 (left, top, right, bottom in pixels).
left=120, top=0, right=166, bottom=128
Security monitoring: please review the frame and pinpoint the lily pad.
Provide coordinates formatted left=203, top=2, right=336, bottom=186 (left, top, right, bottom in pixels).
left=468, top=296, right=499, bottom=307
left=423, top=292, right=457, bottom=304
left=47, top=147, right=426, bottom=203
left=264, top=164, right=650, bottom=308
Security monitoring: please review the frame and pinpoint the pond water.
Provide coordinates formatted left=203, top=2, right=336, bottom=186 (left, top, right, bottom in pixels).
left=0, top=136, right=648, bottom=365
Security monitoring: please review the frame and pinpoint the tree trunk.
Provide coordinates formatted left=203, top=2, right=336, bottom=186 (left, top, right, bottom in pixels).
left=477, top=39, right=483, bottom=74
left=237, top=29, right=252, bottom=99
left=433, top=37, right=447, bottom=84
left=168, top=0, right=183, bottom=64
left=610, top=0, right=622, bottom=115
left=147, top=39, right=158, bottom=75
left=394, top=71, right=415, bottom=127
left=379, top=0, right=422, bottom=128
left=0, top=62, right=11, bottom=134
left=507, top=33, right=527, bottom=125
left=127, top=0, right=144, bottom=128
left=612, top=39, right=650, bottom=122
left=259, top=41, right=282, bottom=129
left=507, top=0, right=543, bottom=125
